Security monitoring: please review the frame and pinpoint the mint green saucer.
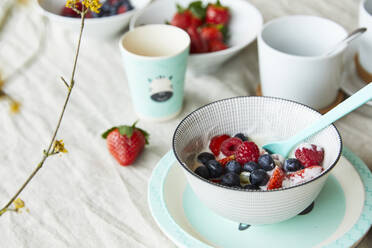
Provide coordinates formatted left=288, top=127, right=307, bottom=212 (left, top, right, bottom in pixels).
left=148, top=147, right=372, bottom=248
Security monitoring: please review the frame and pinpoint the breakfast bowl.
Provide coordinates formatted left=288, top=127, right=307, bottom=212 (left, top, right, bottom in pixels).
left=130, top=0, right=263, bottom=73
left=172, top=96, right=342, bottom=225
left=37, top=0, right=151, bottom=38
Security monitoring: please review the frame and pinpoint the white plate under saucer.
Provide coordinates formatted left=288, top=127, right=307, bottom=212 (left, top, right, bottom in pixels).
left=148, top=147, right=372, bottom=248
left=341, top=45, right=372, bottom=107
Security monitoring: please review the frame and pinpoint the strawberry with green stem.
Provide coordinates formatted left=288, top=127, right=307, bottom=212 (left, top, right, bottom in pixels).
left=170, top=1, right=206, bottom=30
left=102, top=121, right=149, bottom=166
left=206, top=0, right=230, bottom=25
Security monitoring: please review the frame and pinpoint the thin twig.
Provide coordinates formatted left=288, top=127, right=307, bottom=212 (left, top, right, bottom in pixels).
left=60, top=77, right=70, bottom=89
left=0, top=12, right=86, bottom=216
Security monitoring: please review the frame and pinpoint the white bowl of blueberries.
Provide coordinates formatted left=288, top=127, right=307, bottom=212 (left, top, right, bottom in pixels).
left=37, top=0, right=151, bottom=38
left=172, top=96, right=342, bottom=225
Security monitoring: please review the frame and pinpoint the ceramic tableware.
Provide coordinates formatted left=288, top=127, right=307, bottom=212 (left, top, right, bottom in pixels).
left=341, top=43, right=372, bottom=110
left=171, top=96, right=342, bottom=225
left=324, top=27, right=366, bottom=56
left=357, top=0, right=372, bottom=82
left=129, top=0, right=263, bottom=74
left=258, top=15, right=347, bottom=110
left=37, top=0, right=151, bottom=38
left=263, top=83, right=372, bottom=157
left=119, top=24, right=190, bottom=122
left=149, top=148, right=372, bottom=248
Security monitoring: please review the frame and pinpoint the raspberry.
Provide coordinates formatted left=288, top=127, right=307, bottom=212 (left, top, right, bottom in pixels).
left=295, top=143, right=324, bottom=167
left=235, top=141, right=260, bottom=164
left=209, top=134, right=230, bottom=156
left=220, top=137, right=242, bottom=156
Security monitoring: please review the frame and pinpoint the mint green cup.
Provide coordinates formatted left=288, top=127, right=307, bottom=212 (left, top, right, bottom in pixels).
left=119, top=24, right=190, bottom=122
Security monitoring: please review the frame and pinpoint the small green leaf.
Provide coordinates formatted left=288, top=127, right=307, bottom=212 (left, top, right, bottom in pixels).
left=176, top=3, right=185, bottom=13
left=118, top=125, right=134, bottom=138
left=102, top=127, right=117, bottom=139
left=188, top=1, right=206, bottom=19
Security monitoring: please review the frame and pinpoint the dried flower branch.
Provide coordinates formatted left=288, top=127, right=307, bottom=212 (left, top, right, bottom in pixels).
left=0, top=1, right=100, bottom=216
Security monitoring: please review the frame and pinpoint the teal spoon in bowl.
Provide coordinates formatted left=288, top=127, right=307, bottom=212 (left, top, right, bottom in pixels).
left=262, top=82, right=372, bottom=157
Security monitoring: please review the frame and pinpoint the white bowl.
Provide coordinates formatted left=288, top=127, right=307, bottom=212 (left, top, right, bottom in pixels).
left=130, top=0, right=263, bottom=73
left=37, top=0, right=151, bottom=38
left=172, top=96, right=342, bottom=225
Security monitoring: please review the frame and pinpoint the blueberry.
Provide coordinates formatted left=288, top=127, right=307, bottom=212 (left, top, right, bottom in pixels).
left=243, top=184, right=260, bottom=190
left=234, top=133, right=248, bottom=141
left=225, top=160, right=241, bottom=174
left=101, top=2, right=111, bottom=13
left=194, top=166, right=210, bottom=179
left=250, top=169, right=269, bottom=186
left=243, top=161, right=260, bottom=172
left=197, top=152, right=215, bottom=165
left=258, top=154, right=275, bottom=171
left=221, top=172, right=240, bottom=187
left=284, top=158, right=304, bottom=172
left=206, top=160, right=223, bottom=178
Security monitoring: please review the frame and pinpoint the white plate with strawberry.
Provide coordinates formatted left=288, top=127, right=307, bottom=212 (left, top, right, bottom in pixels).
left=130, top=0, right=263, bottom=73
left=148, top=147, right=372, bottom=248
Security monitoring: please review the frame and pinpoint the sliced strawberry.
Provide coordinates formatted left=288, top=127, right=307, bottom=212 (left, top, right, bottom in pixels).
left=295, top=143, right=324, bottom=167
left=267, top=166, right=285, bottom=190
left=287, top=165, right=323, bottom=177
left=220, top=137, right=242, bottom=156
left=209, top=134, right=230, bottom=156
left=235, top=141, right=260, bottom=164
left=217, top=155, right=235, bottom=166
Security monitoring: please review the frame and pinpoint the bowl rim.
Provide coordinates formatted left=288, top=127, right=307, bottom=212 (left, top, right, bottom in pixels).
left=129, top=0, right=263, bottom=57
left=36, top=0, right=149, bottom=23
left=172, top=96, right=343, bottom=193
left=257, top=15, right=348, bottom=61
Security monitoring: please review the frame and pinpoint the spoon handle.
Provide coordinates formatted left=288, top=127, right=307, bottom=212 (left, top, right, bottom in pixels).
left=288, top=82, right=372, bottom=146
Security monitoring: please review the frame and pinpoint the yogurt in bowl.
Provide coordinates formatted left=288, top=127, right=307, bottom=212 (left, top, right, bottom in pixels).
left=172, top=96, right=342, bottom=225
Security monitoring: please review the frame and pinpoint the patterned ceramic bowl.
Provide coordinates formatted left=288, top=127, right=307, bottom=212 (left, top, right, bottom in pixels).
left=172, top=96, right=342, bottom=225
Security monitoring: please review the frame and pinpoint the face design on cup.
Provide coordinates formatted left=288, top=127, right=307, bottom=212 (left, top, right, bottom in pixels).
left=148, top=75, right=174, bottom=102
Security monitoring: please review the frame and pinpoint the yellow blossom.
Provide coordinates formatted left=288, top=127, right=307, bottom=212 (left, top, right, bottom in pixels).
left=65, top=0, right=80, bottom=9
left=54, top=140, right=68, bottom=153
left=66, top=0, right=102, bottom=13
left=82, top=0, right=102, bottom=13
left=10, top=100, right=21, bottom=114
left=14, top=198, right=25, bottom=212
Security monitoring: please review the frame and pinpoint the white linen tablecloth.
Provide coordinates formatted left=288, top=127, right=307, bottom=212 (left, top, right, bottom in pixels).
left=1, top=0, right=371, bottom=247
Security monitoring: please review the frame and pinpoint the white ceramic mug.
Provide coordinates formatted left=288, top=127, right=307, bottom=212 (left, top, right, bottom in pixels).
left=358, top=0, right=372, bottom=75
left=258, top=15, right=347, bottom=110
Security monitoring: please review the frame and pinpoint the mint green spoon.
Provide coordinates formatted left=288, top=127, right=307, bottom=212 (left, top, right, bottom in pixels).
left=262, top=82, right=372, bottom=157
